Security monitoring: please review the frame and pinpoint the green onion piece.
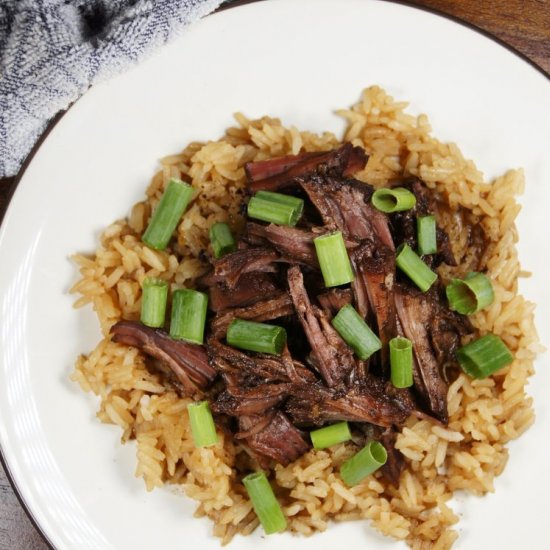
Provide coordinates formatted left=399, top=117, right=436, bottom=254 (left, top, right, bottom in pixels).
left=209, top=222, right=237, bottom=258
left=314, top=231, right=355, bottom=287
left=331, top=304, right=381, bottom=360
left=310, top=422, right=352, bottom=449
left=396, top=243, right=438, bottom=292
left=417, top=215, right=437, bottom=255
left=170, top=289, right=208, bottom=344
left=247, top=190, right=304, bottom=227
left=456, top=334, right=513, bottom=379
left=390, top=337, right=413, bottom=388
left=243, top=472, right=287, bottom=534
left=140, top=277, right=169, bottom=328
left=187, top=401, right=218, bottom=447
left=142, top=178, right=194, bottom=250
left=446, top=272, right=495, bottom=315
left=340, top=441, right=388, bottom=486
left=227, top=319, right=286, bottom=355
left=371, top=187, right=416, bottom=213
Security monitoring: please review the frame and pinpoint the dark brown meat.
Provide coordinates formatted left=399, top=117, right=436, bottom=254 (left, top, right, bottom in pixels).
left=211, top=292, right=294, bottom=337
left=280, top=345, right=317, bottom=384
left=429, top=293, right=473, bottom=378
left=435, top=227, right=457, bottom=267
left=287, top=266, right=356, bottom=387
left=213, top=383, right=290, bottom=416
left=212, top=248, right=280, bottom=288
left=351, top=243, right=398, bottom=368
left=432, top=205, right=488, bottom=274
left=317, top=288, right=353, bottom=319
left=144, top=357, right=188, bottom=395
left=207, top=338, right=316, bottom=384
left=388, top=178, right=430, bottom=251
left=394, top=286, right=450, bottom=423
left=239, top=412, right=310, bottom=467
left=208, top=273, right=279, bottom=312
left=342, top=146, right=369, bottom=176
left=246, top=143, right=368, bottom=192
left=351, top=263, right=370, bottom=320
left=110, top=321, right=216, bottom=395
left=299, top=176, right=346, bottom=231
left=245, top=222, right=320, bottom=267
left=285, top=378, right=411, bottom=428
left=352, top=424, right=406, bottom=487
left=332, top=178, right=394, bottom=249
left=378, top=428, right=406, bottom=487
left=389, top=178, right=457, bottom=266
left=245, top=151, right=326, bottom=183
left=300, top=175, right=394, bottom=250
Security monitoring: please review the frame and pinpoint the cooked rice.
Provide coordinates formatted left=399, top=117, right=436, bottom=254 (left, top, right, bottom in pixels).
left=71, top=86, right=541, bottom=548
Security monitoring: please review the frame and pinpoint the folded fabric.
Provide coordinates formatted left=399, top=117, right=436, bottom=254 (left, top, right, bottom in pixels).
left=0, top=0, right=224, bottom=177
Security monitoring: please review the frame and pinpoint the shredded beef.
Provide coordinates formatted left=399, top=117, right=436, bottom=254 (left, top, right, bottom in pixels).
left=115, top=145, right=481, bottom=474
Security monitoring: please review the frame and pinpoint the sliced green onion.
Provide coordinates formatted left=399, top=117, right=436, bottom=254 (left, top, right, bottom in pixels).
left=310, top=422, right=352, bottom=449
left=209, top=222, right=237, bottom=258
left=396, top=243, right=437, bottom=292
left=247, top=190, right=304, bottom=227
left=371, top=187, right=416, bottom=213
left=170, top=289, right=208, bottom=344
left=187, top=401, right=218, bottom=447
left=142, top=178, right=194, bottom=250
left=390, top=337, right=413, bottom=388
left=314, top=231, right=355, bottom=288
left=243, top=471, right=287, bottom=534
left=417, top=215, right=437, bottom=255
left=227, top=319, right=286, bottom=355
left=456, top=334, right=513, bottom=379
left=446, top=272, right=494, bottom=315
left=331, top=304, right=381, bottom=360
left=340, top=441, right=388, bottom=486
left=140, top=277, right=169, bottom=328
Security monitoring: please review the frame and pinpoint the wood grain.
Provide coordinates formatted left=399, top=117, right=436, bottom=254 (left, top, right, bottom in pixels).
left=0, top=1, right=547, bottom=548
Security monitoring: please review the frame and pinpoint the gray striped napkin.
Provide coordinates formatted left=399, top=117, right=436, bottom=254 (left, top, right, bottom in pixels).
left=0, top=0, right=225, bottom=177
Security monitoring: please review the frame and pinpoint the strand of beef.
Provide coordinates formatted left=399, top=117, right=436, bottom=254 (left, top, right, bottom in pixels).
left=245, top=222, right=320, bottom=267
left=244, top=222, right=359, bottom=268
left=207, top=338, right=316, bottom=385
left=352, top=424, right=405, bottom=487
left=209, top=247, right=280, bottom=288
left=299, top=175, right=394, bottom=250
left=110, top=321, right=216, bottom=395
left=210, top=291, right=294, bottom=337
left=350, top=242, right=399, bottom=372
left=287, top=265, right=356, bottom=387
left=245, top=151, right=326, bottom=182
left=207, top=272, right=280, bottom=312
left=284, top=377, right=411, bottom=428
left=394, top=285, right=472, bottom=423
left=317, top=288, right=353, bottom=319
left=237, top=412, right=310, bottom=468
left=245, top=143, right=367, bottom=192
left=389, top=177, right=456, bottom=267
left=213, top=383, right=291, bottom=416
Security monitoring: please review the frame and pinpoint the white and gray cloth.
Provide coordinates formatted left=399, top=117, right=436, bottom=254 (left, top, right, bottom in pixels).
left=0, top=0, right=225, bottom=177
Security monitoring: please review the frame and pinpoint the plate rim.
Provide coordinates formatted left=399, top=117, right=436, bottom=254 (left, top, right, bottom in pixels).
left=0, top=1, right=548, bottom=548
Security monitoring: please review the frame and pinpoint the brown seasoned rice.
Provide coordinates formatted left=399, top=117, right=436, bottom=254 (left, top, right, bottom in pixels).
left=70, top=86, right=541, bottom=548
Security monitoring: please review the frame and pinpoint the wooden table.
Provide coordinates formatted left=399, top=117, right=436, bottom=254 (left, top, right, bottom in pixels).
left=0, top=0, right=548, bottom=548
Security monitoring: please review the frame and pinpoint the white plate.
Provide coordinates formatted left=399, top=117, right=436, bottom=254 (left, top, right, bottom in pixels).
left=1, top=0, right=549, bottom=548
